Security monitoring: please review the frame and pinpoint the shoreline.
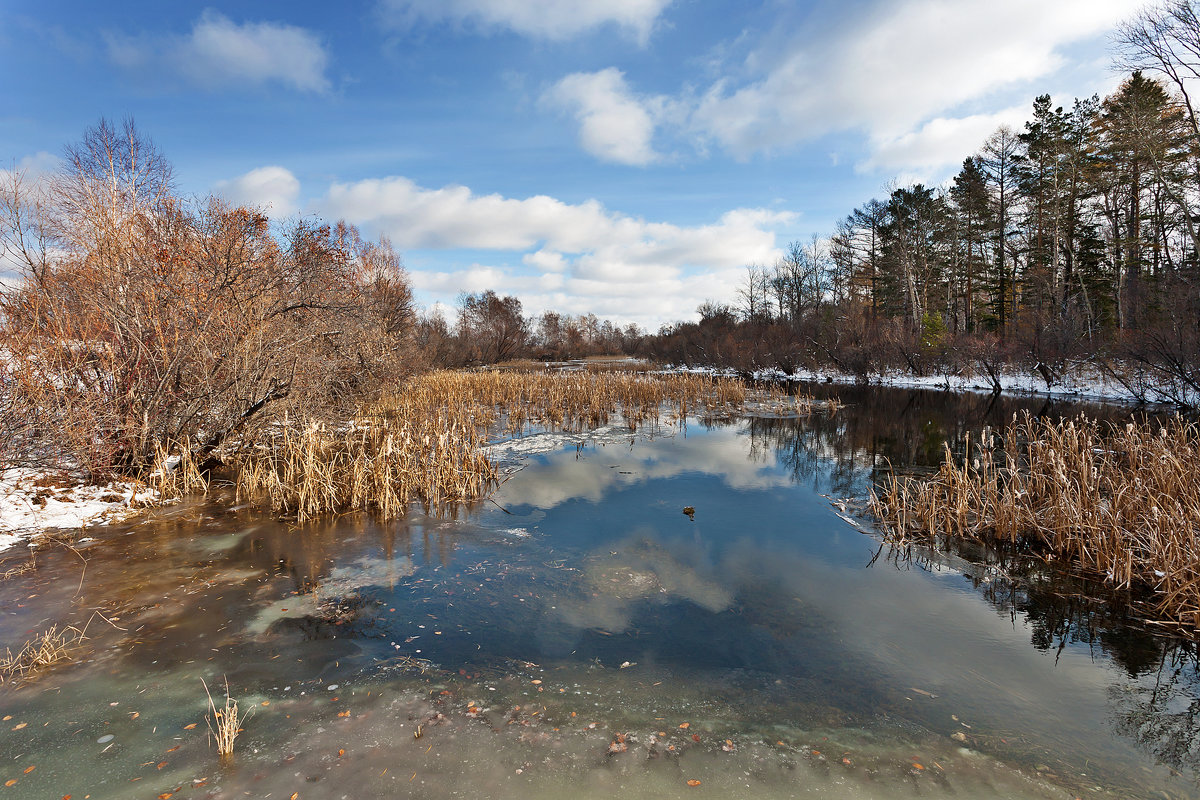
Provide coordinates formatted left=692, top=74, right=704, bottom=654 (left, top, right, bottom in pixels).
left=0, top=469, right=160, bottom=554
left=0, top=366, right=1174, bottom=556
left=671, top=364, right=1176, bottom=408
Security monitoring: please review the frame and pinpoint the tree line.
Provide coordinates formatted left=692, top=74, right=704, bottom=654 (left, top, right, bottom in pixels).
left=417, top=292, right=644, bottom=368
left=646, top=2, right=1200, bottom=406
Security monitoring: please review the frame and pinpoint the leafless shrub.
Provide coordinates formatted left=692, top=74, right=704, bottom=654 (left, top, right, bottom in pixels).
left=0, top=120, right=419, bottom=479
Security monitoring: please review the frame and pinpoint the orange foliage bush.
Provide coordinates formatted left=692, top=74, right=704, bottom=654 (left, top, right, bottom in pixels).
left=0, top=119, right=417, bottom=477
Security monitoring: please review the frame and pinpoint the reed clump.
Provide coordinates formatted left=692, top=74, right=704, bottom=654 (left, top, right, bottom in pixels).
left=0, top=624, right=86, bottom=685
left=145, top=439, right=209, bottom=499
left=235, top=369, right=831, bottom=521
left=202, top=677, right=246, bottom=758
left=872, top=412, right=1200, bottom=630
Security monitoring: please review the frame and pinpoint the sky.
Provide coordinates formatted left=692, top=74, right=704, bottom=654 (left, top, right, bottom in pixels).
left=0, top=0, right=1138, bottom=330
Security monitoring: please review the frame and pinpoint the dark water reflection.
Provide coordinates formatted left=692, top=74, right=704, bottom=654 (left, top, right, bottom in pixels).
left=740, top=385, right=1200, bottom=783
left=0, top=384, right=1197, bottom=799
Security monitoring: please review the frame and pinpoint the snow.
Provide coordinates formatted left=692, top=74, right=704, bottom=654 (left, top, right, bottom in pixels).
left=484, top=424, right=636, bottom=460
left=781, top=365, right=1164, bottom=405
left=671, top=363, right=1173, bottom=406
left=0, top=469, right=159, bottom=554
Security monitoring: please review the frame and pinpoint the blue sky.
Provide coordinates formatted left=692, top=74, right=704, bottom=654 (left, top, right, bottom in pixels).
left=1, top=0, right=1135, bottom=329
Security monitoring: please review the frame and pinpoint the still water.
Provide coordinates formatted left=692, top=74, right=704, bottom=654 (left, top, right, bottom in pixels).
left=1, top=386, right=1197, bottom=799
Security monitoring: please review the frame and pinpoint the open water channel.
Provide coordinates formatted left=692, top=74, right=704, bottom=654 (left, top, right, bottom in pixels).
left=1, top=385, right=1198, bottom=799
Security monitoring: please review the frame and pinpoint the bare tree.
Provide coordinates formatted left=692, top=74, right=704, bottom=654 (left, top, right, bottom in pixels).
left=737, top=264, right=772, bottom=323
left=0, top=121, right=419, bottom=476
left=1116, top=4, right=1200, bottom=259
left=456, top=290, right=529, bottom=364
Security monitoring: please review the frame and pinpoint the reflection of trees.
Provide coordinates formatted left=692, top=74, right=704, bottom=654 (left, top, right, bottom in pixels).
left=871, top=536, right=1200, bottom=780
left=738, top=384, right=1122, bottom=499
left=962, top=551, right=1200, bottom=779
left=741, top=384, right=1200, bottom=780
left=228, top=513, right=462, bottom=594
left=1110, top=648, right=1200, bottom=779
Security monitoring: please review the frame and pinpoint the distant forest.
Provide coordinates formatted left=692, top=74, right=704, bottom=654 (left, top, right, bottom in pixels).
left=428, top=5, right=1200, bottom=407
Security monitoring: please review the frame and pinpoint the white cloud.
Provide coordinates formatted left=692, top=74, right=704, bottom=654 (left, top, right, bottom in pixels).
left=311, top=174, right=794, bottom=328
left=545, top=69, right=664, bottom=166
left=858, top=105, right=1029, bottom=179
left=317, top=175, right=791, bottom=260
left=7, top=151, right=60, bottom=179
left=523, top=249, right=569, bottom=272
left=213, top=166, right=302, bottom=216
left=379, top=0, right=671, bottom=44
left=689, top=0, right=1130, bottom=161
left=531, top=0, right=1123, bottom=171
left=106, top=11, right=330, bottom=93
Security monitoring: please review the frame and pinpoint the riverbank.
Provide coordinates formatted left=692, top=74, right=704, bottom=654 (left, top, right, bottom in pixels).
left=0, top=370, right=832, bottom=554
left=0, top=469, right=159, bottom=553
left=673, top=362, right=1174, bottom=406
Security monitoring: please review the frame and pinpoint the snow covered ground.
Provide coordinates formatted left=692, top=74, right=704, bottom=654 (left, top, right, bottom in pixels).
left=673, top=363, right=1168, bottom=406
left=0, top=469, right=159, bottom=554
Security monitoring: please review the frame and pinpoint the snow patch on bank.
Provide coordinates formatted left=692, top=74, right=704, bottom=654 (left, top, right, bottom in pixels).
left=0, top=469, right=159, bottom=553
left=782, top=366, right=1145, bottom=405
left=485, top=425, right=638, bottom=461
left=670, top=364, right=1164, bottom=406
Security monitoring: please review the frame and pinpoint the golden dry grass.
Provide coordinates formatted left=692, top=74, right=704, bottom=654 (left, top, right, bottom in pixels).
left=0, top=624, right=86, bottom=685
left=235, top=369, right=828, bottom=521
left=145, top=439, right=209, bottom=498
left=872, top=412, right=1200, bottom=631
left=203, top=677, right=246, bottom=758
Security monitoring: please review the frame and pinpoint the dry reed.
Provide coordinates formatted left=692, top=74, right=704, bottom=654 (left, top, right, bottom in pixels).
left=202, top=677, right=246, bottom=758
left=145, top=439, right=209, bottom=498
left=872, top=412, right=1200, bottom=631
left=0, top=624, right=86, bottom=685
left=235, top=369, right=830, bottom=521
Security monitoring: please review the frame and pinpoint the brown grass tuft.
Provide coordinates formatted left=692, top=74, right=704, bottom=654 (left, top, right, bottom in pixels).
left=145, top=439, right=209, bottom=498
left=0, top=624, right=86, bottom=685
left=234, top=369, right=832, bottom=521
left=202, top=676, right=247, bottom=758
left=872, top=412, right=1200, bottom=631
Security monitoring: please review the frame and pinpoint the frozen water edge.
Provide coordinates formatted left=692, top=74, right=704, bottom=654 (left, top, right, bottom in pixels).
left=0, top=468, right=160, bottom=554
left=669, top=363, right=1172, bottom=406
left=485, top=424, right=650, bottom=462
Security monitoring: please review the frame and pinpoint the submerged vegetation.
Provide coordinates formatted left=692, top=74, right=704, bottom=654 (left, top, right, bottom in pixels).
left=872, top=412, right=1200, bottom=632
left=235, top=369, right=825, bottom=521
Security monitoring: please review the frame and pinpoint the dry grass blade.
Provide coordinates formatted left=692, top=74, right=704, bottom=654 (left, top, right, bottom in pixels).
left=872, top=412, right=1200, bottom=633
left=145, top=438, right=209, bottom=498
left=235, top=369, right=836, bottom=522
left=0, top=624, right=87, bottom=685
left=202, top=676, right=247, bottom=758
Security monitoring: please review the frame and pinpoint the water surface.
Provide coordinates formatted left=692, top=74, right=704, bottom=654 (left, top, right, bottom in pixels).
left=1, top=386, right=1196, bottom=799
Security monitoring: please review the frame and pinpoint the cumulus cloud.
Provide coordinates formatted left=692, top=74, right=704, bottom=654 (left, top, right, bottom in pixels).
left=690, top=0, right=1130, bottom=160
left=858, top=105, right=1029, bottom=178
left=106, top=11, right=330, bottom=93
left=545, top=68, right=665, bottom=166
left=309, top=173, right=793, bottom=327
left=539, top=0, right=1125, bottom=172
left=379, top=0, right=671, bottom=44
left=317, top=174, right=791, bottom=259
left=213, top=166, right=302, bottom=216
